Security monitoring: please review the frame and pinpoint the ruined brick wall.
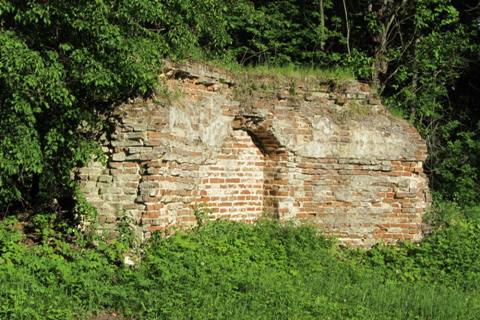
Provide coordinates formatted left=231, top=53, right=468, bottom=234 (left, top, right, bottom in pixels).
left=198, top=130, right=265, bottom=222
left=77, top=61, right=430, bottom=246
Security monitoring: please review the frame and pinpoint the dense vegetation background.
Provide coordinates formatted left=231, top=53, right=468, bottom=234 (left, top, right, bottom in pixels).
left=0, top=0, right=479, bottom=213
left=1, top=1, right=480, bottom=319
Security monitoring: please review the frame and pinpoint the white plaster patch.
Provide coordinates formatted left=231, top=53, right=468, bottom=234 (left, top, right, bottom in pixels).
left=312, top=116, right=334, bottom=138
left=200, top=117, right=231, bottom=147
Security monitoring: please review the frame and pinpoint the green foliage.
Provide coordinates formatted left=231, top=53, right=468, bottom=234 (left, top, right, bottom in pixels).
left=364, top=202, right=480, bottom=290
left=192, top=205, right=212, bottom=227
left=221, top=0, right=480, bottom=205
left=240, top=63, right=354, bottom=82
left=225, top=0, right=480, bottom=205
left=1, top=0, right=478, bottom=210
left=223, top=0, right=340, bottom=65
left=1, top=215, right=480, bottom=319
left=0, top=1, right=479, bottom=318
left=368, top=0, right=479, bottom=204
left=0, top=0, right=233, bottom=212
left=0, top=214, right=116, bottom=319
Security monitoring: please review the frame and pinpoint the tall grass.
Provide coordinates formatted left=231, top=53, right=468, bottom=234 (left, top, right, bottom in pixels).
left=235, top=63, right=354, bottom=82
left=1, top=210, right=479, bottom=319
left=191, top=58, right=355, bottom=83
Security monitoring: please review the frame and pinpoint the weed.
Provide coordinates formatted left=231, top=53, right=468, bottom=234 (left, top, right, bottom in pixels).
left=152, top=82, right=183, bottom=106
left=73, top=188, right=98, bottom=241
left=331, top=100, right=373, bottom=124
left=193, top=204, right=212, bottom=227
left=204, top=59, right=354, bottom=83
left=1, top=203, right=480, bottom=319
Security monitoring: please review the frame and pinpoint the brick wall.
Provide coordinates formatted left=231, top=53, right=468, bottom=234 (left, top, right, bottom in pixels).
left=76, top=61, right=430, bottom=246
left=198, top=130, right=264, bottom=221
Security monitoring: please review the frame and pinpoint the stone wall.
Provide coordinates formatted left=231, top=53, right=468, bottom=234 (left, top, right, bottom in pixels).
left=77, top=61, right=430, bottom=246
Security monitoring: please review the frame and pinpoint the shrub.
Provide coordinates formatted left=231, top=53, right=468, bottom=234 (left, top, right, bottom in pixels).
left=1, top=214, right=480, bottom=319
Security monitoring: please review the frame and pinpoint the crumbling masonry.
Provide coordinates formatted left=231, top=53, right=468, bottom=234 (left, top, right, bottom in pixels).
left=77, top=61, right=430, bottom=247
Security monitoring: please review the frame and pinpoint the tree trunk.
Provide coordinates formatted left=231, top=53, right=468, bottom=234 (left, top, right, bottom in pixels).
left=320, top=0, right=325, bottom=50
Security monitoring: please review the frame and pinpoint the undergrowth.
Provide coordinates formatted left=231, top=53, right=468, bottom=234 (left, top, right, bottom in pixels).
left=235, top=64, right=354, bottom=83
left=199, top=58, right=355, bottom=83
left=196, top=58, right=356, bottom=105
left=1, top=203, right=480, bottom=319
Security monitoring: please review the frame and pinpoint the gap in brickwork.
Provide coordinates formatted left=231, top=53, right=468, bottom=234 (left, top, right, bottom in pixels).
left=234, top=118, right=290, bottom=220
left=198, top=130, right=265, bottom=222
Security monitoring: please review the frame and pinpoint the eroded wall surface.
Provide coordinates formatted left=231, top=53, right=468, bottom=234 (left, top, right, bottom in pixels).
left=77, top=62, right=430, bottom=246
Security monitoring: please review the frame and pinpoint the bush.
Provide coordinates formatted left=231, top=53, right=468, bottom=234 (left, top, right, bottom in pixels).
left=0, top=0, right=233, bottom=212
left=365, top=203, right=480, bottom=289
left=1, top=214, right=480, bottom=319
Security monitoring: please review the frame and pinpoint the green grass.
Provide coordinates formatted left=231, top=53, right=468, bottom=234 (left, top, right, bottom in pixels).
left=1, top=205, right=480, bottom=319
left=232, top=63, right=354, bottom=83
left=187, top=58, right=355, bottom=83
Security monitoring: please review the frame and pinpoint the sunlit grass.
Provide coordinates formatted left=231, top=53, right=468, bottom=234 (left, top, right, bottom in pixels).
left=1, top=214, right=480, bottom=319
left=235, top=63, right=354, bottom=82
left=189, top=58, right=355, bottom=83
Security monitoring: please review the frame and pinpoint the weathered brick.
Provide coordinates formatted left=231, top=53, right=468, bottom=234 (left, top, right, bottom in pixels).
left=77, top=62, right=430, bottom=248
